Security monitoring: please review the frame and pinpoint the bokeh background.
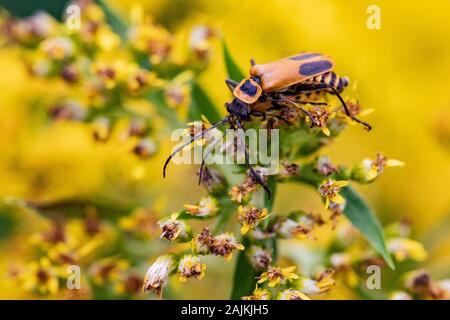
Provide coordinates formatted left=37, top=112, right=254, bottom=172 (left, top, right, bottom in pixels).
left=0, top=0, right=449, bottom=299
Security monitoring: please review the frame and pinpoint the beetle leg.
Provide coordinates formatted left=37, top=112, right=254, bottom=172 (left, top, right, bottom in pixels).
left=163, top=117, right=230, bottom=178
left=298, top=101, right=328, bottom=106
left=198, top=134, right=224, bottom=185
left=236, top=119, right=271, bottom=200
left=225, top=79, right=238, bottom=92
left=324, top=84, right=372, bottom=131
left=277, top=96, right=318, bottom=126
left=250, top=110, right=267, bottom=121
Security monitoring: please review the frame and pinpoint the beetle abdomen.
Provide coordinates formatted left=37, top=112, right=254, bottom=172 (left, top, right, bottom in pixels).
left=281, top=72, right=349, bottom=102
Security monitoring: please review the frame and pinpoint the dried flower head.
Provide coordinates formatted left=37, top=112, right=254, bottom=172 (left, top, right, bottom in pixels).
left=197, top=166, right=226, bottom=193
left=158, top=214, right=189, bottom=242
left=229, top=168, right=267, bottom=203
left=316, top=156, right=336, bottom=177
left=238, top=205, right=269, bottom=235
left=300, top=269, right=335, bottom=295
left=142, top=255, right=176, bottom=297
left=318, top=179, right=349, bottom=209
left=306, top=105, right=336, bottom=136
left=279, top=161, right=299, bottom=178
left=208, top=233, right=245, bottom=262
left=277, top=289, right=310, bottom=300
left=275, top=217, right=314, bottom=240
left=241, top=286, right=271, bottom=300
left=178, top=255, right=206, bottom=282
left=257, top=265, right=299, bottom=288
left=247, top=246, right=272, bottom=270
left=133, top=138, right=157, bottom=158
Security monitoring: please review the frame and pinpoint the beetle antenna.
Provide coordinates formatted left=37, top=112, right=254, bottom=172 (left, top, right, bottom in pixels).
left=236, top=120, right=271, bottom=200
left=250, top=58, right=256, bottom=66
left=325, top=84, right=372, bottom=131
left=163, top=117, right=230, bottom=178
left=225, top=79, right=238, bottom=93
left=198, top=135, right=224, bottom=185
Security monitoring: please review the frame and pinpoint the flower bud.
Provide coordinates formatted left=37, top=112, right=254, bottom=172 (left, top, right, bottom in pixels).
left=158, top=214, right=190, bottom=242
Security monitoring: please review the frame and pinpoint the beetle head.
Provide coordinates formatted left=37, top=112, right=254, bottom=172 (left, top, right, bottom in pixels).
left=233, top=78, right=262, bottom=104
left=226, top=98, right=250, bottom=120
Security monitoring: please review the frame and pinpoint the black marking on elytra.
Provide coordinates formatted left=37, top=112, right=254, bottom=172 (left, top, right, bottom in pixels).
left=239, top=79, right=258, bottom=96
left=299, top=60, right=333, bottom=76
left=289, top=53, right=321, bottom=61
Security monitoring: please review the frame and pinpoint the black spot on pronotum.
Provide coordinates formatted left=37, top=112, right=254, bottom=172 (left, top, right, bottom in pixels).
left=299, top=60, right=333, bottom=76
left=240, top=79, right=258, bottom=96
left=289, top=53, right=321, bottom=61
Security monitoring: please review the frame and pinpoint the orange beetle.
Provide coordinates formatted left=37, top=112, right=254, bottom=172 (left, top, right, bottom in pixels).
left=163, top=52, right=371, bottom=198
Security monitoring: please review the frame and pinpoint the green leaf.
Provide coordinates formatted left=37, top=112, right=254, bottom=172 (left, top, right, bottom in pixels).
left=341, top=186, right=395, bottom=269
left=98, top=0, right=128, bottom=39
left=289, top=165, right=394, bottom=269
left=222, top=38, right=245, bottom=81
left=189, top=80, right=222, bottom=123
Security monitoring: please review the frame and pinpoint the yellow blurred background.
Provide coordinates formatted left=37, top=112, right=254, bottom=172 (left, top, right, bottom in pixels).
left=0, top=0, right=449, bottom=299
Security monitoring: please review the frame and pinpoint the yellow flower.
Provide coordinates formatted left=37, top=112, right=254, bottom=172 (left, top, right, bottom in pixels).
left=91, top=117, right=111, bottom=142
left=177, top=255, right=206, bottom=282
left=21, top=258, right=61, bottom=295
left=387, top=237, right=428, bottom=262
left=257, top=265, right=299, bottom=288
left=47, top=243, right=77, bottom=265
left=90, top=258, right=129, bottom=286
left=318, top=179, right=349, bottom=209
left=305, top=105, right=336, bottom=136
left=352, top=152, right=405, bottom=183
left=128, top=17, right=172, bottom=64
left=339, top=100, right=374, bottom=126
left=330, top=253, right=359, bottom=288
left=184, top=197, right=219, bottom=217
left=40, top=36, right=74, bottom=60
left=181, top=115, right=221, bottom=151
left=114, top=274, right=144, bottom=297
left=238, top=205, right=269, bottom=235
left=94, top=26, right=120, bottom=51
left=299, top=269, right=335, bottom=295
left=119, top=208, right=159, bottom=239
left=242, top=286, right=271, bottom=300
left=277, top=289, right=310, bottom=300
left=191, top=227, right=214, bottom=255
left=209, top=233, right=245, bottom=262
left=229, top=168, right=267, bottom=203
